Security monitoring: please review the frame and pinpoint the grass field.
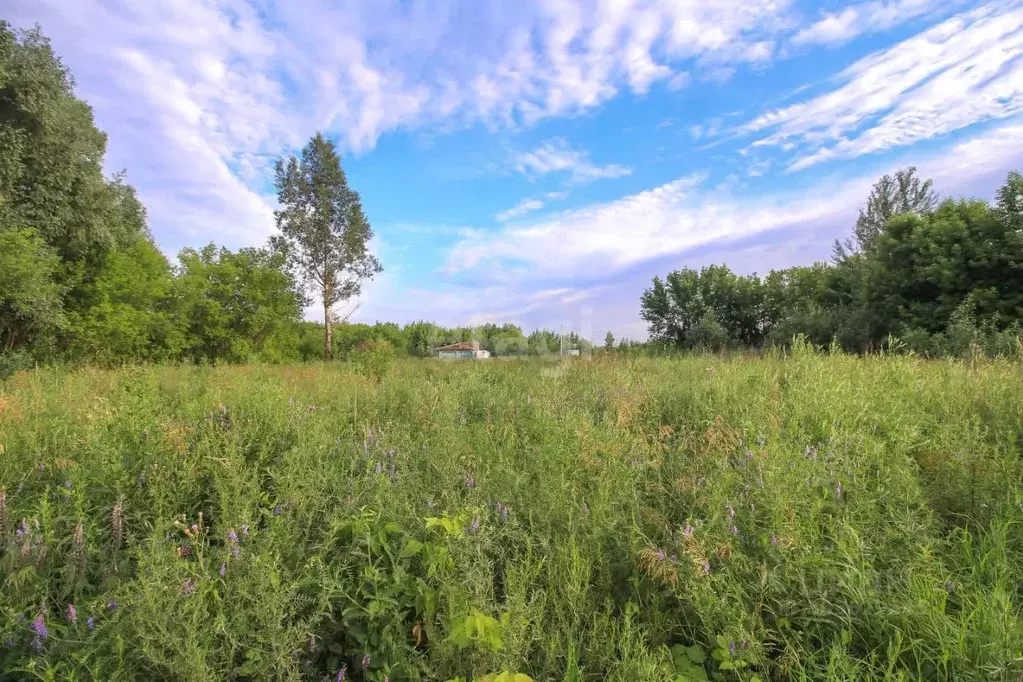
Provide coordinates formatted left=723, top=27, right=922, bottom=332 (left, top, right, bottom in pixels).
left=2, top=348, right=1023, bottom=681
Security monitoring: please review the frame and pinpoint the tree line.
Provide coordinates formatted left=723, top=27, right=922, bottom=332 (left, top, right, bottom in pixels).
left=638, top=167, right=1023, bottom=357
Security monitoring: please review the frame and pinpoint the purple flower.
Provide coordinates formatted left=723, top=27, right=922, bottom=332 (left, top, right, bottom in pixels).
left=273, top=504, right=282, bottom=517
left=107, top=600, right=118, bottom=612
left=183, top=578, right=196, bottom=595
left=362, top=653, right=371, bottom=669
left=86, top=616, right=95, bottom=632
left=655, top=548, right=667, bottom=561
left=466, top=518, right=481, bottom=534
left=227, top=529, right=238, bottom=544
left=31, top=614, right=47, bottom=640
left=670, top=555, right=678, bottom=563
left=728, top=641, right=736, bottom=655
left=771, top=533, right=779, bottom=547
left=179, top=545, right=191, bottom=558
left=729, top=525, right=739, bottom=535
left=335, top=665, right=347, bottom=681
left=241, top=524, right=249, bottom=538
left=31, top=636, right=43, bottom=652
left=66, top=604, right=77, bottom=624
left=465, top=475, right=475, bottom=489
left=683, top=523, right=694, bottom=538
left=219, top=562, right=227, bottom=577
left=702, top=559, right=711, bottom=575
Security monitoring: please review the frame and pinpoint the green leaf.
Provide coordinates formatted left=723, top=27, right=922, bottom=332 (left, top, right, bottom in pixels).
left=400, top=539, right=424, bottom=558
left=685, top=645, right=706, bottom=664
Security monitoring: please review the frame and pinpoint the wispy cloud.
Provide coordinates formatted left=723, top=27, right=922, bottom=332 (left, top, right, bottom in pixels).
left=448, top=119, right=1023, bottom=283
left=792, top=0, right=955, bottom=47
left=746, top=4, right=1023, bottom=170
left=510, top=138, right=632, bottom=184
left=495, top=198, right=545, bottom=222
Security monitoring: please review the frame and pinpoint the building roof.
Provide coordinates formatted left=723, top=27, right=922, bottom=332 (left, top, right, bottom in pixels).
left=434, top=341, right=480, bottom=352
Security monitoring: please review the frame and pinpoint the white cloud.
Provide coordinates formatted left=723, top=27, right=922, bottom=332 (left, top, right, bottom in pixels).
left=496, top=198, right=546, bottom=222
left=447, top=119, right=1023, bottom=283
left=745, top=4, right=1023, bottom=170
left=792, top=0, right=949, bottom=47
left=510, top=138, right=632, bottom=184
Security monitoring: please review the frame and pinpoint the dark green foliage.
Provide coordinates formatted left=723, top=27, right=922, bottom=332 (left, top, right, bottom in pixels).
left=642, top=170, right=1023, bottom=357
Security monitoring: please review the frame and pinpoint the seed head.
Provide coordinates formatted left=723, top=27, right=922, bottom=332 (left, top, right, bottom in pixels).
left=66, top=604, right=77, bottom=624
left=683, top=523, right=694, bottom=538
left=362, top=653, right=371, bottom=669
left=183, top=578, right=196, bottom=595
left=111, top=503, right=124, bottom=548
left=72, top=522, right=84, bottom=555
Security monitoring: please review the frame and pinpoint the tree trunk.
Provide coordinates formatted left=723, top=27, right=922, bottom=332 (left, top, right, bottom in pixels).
left=323, top=297, right=333, bottom=361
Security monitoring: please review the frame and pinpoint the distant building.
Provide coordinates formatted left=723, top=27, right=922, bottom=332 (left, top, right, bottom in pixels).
left=434, top=341, right=491, bottom=359
left=566, top=349, right=581, bottom=357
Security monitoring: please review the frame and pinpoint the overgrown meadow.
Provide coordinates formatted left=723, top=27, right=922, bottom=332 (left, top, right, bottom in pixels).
left=2, top=348, right=1022, bottom=681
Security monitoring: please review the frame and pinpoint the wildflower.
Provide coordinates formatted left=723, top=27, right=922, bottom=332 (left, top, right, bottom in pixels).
left=64, top=480, right=72, bottom=490
left=670, top=554, right=678, bottom=563
left=836, top=481, right=843, bottom=500
left=729, top=525, right=739, bottom=535
left=375, top=462, right=382, bottom=475
left=228, top=529, right=239, bottom=544
left=241, top=524, right=249, bottom=538
left=582, top=502, right=590, bottom=516
left=727, top=504, right=735, bottom=519
left=728, top=641, right=736, bottom=655
left=362, top=653, right=371, bottom=669
left=465, top=475, right=475, bottom=489
left=66, top=604, right=77, bottom=624
left=770, top=533, right=779, bottom=547
left=31, top=636, right=44, bottom=652
left=32, top=614, right=47, bottom=641
left=702, top=559, right=711, bottom=575
left=655, top=548, right=667, bottom=561
left=107, top=600, right=118, bottom=612
left=273, top=503, right=282, bottom=517
left=183, top=578, right=196, bottom=596
left=466, top=518, right=480, bottom=534
left=336, top=666, right=347, bottom=682
left=86, top=616, right=95, bottom=632
left=179, top=545, right=191, bottom=558
left=219, top=562, right=227, bottom=577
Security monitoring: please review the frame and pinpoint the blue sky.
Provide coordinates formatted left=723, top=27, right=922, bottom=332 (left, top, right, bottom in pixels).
left=9, top=0, right=1023, bottom=340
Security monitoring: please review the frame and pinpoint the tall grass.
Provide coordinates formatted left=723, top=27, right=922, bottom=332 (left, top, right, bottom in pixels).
left=1, top=346, right=1022, bottom=680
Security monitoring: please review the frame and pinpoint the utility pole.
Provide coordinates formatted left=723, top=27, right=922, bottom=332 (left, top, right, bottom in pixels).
left=559, top=324, right=564, bottom=357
